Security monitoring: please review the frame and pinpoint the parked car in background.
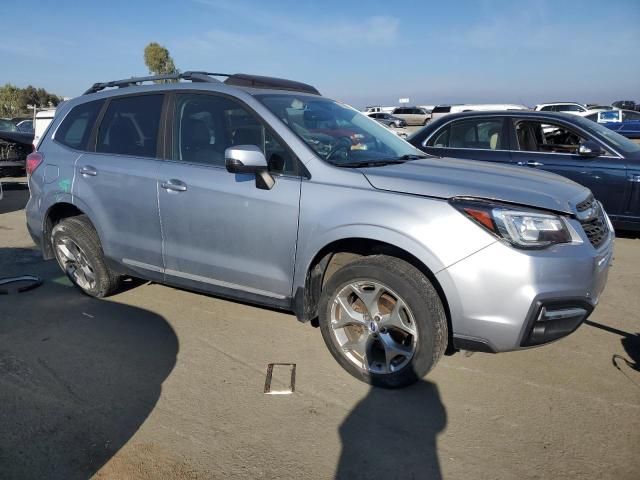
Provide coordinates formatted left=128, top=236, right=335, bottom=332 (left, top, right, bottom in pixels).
left=33, top=108, right=56, bottom=147
left=16, top=119, right=34, bottom=133
left=612, top=100, right=637, bottom=111
left=408, top=110, right=640, bottom=230
left=585, top=104, right=614, bottom=111
left=0, top=118, right=34, bottom=176
left=26, top=71, right=613, bottom=388
left=584, top=109, right=640, bottom=140
left=534, top=102, right=602, bottom=116
left=367, top=112, right=407, bottom=128
left=363, top=105, right=395, bottom=114
left=391, top=106, right=430, bottom=125
left=430, top=103, right=528, bottom=122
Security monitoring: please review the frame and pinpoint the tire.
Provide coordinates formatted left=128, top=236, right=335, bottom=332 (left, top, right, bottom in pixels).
left=318, top=255, right=448, bottom=388
left=51, top=215, right=120, bottom=298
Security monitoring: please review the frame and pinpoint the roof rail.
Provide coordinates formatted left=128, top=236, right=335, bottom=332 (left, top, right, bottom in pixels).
left=82, top=71, right=227, bottom=95
left=83, top=72, right=320, bottom=96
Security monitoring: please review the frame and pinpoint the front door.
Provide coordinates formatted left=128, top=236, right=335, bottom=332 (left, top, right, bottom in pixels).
left=509, top=118, right=628, bottom=218
left=157, top=93, right=302, bottom=301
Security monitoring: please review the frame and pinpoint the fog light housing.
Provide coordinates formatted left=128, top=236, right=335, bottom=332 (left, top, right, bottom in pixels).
left=522, top=301, right=593, bottom=347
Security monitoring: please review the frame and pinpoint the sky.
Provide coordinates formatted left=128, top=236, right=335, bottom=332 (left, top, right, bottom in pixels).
left=1, top=0, right=639, bottom=108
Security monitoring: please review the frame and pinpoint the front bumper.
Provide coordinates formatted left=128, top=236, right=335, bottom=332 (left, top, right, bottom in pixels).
left=436, top=219, right=614, bottom=352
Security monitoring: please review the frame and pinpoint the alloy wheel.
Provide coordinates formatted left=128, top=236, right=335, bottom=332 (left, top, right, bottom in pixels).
left=329, top=280, right=418, bottom=375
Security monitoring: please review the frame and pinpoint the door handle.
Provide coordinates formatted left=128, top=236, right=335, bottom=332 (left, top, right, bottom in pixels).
left=517, top=161, right=544, bottom=167
left=161, top=179, right=188, bottom=192
left=79, top=166, right=98, bottom=177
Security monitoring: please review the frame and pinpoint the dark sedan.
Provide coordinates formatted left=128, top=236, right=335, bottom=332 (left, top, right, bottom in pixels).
left=367, top=112, right=407, bottom=128
left=408, top=111, right=640, bottom=230
left=0, top=119, right=34, bottom=176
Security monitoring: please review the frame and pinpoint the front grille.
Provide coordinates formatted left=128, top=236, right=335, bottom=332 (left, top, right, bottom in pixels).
left=576, top=195, right=594, bottom=213
left=576, top=197, right=608, bottom=249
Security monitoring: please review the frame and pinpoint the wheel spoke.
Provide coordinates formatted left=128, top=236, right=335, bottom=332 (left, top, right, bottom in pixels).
left=342, top=334, right=374, bottom=370
left=57, top=243, right=77, bottom=262
left=379, top=331, right=413, bottom=372
left=352, top=283, right=383, bottom=318
left=333, top=291, right=366, bottom=328
left=379, top=299, right=417, bottom=336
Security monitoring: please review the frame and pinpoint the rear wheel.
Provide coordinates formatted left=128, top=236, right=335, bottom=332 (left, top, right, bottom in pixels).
left=52, top=215, right=120, bottom=297
left=318, top=255, right=448, bottom=388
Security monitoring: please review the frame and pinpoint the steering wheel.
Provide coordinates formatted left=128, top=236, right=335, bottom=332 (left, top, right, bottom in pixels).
left=326, top=136, right=353, bottom=162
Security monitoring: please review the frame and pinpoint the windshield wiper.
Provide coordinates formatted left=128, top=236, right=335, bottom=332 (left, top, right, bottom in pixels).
left=335, top=154, right=428, bottom=168
left=335, top=159, right=409, bottom=168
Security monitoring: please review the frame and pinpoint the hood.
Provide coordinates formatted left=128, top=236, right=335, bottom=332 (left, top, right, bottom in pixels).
left=0, top=130, right=34, bottom=146
left=360, top=157, right=591, bottom=214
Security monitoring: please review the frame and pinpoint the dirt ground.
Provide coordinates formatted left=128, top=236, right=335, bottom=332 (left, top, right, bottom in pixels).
left=1, top=176, right=639, bottom=480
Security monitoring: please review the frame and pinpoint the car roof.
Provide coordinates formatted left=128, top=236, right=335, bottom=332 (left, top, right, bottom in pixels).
left=537, top=102, right=584, bottom=106
left=430, top=110, right=577, bottom=120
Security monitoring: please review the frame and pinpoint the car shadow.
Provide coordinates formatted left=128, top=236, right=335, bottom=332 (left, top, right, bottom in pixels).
left=0, top=179, right=29, bottom=215
left=585, top=320, right=639, bottom=372
left=0, top=247, right=179, bottom=479
left=336, top=379, right=446, bottom=480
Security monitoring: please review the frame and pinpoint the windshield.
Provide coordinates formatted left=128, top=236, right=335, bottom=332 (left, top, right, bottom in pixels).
left=0, top=119, right=18, bottom=132
left=572, top=115, right=640, bottom=154
left=257, top=94, right=425, bottom=166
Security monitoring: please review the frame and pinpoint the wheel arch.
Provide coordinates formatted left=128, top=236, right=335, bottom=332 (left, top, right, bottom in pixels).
left=293, top=237, right=454, bottom=353
left=41, top=198, right=101, bottom=260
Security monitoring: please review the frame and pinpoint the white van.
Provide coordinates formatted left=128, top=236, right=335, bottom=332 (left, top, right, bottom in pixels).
left=430, top=104, right=529, bottom=122
left=33, top=108, right=57, bottom=148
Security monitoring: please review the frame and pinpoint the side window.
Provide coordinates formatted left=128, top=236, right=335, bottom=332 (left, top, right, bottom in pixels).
left=514, top=121, right=611, bottom=155
left=540, top=106, right=555, bottom=112
left=55, top=99, right=105, bottom=150
left=623, top=111, right=640, bottom=121
left=428, top=126, right=450, bottom=147
left=96, top=95, right=164, bottom=157
left=448, top=119, right=504, bottom=149
left=561, top=104, right=584, bottom=112
left=173, top=94, right=297, bottom=175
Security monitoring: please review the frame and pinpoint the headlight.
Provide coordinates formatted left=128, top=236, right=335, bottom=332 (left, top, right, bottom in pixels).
left=451, top=199, right=573, bottom=248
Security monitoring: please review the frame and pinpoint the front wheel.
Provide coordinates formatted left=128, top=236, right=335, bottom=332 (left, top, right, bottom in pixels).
left=318, top=255, right=448, bottom=388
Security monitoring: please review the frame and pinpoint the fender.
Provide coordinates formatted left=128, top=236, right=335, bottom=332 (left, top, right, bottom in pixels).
left=293, top=223, right=446, bottom=296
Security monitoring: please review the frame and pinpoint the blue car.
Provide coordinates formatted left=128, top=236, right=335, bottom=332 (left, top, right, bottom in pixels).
left=408, top=111, right=640, bottom=230
left=584, top=109, right=640, bottom=140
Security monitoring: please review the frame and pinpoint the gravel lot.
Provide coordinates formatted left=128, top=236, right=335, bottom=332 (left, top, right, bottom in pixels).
left=0, top=176, right=638, bottom=479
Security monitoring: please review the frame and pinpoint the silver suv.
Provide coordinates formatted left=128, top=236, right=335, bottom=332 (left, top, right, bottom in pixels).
left=26, top=72, right=614, bottom=388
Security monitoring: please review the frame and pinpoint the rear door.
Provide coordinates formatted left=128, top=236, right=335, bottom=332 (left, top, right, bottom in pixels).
left=508, top=117, right=628, bottom=217
left=156, top=92, right=302, bottom=301
left=420, top=117, right=512, bottom=163
left=74, top=93, right=165, bottom=275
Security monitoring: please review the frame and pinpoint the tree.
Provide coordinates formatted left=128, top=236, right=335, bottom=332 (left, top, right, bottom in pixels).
left=0, top=84, right=62, bottom=116
left=144, top=42, right=178, bottom=77
left=0, top=84, right=22, bottom=117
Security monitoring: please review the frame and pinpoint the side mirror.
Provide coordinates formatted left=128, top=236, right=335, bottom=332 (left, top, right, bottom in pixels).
left=225, top=145, right=274, bottom=190
left=578, top=141, right=604, bottom=158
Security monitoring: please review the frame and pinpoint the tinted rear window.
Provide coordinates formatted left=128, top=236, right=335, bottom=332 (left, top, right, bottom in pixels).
left=55, top=99, right=104, bottom=150
left=432, top=106, right=451, bottom=113
left=97, top=94, right=164, bottom=157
